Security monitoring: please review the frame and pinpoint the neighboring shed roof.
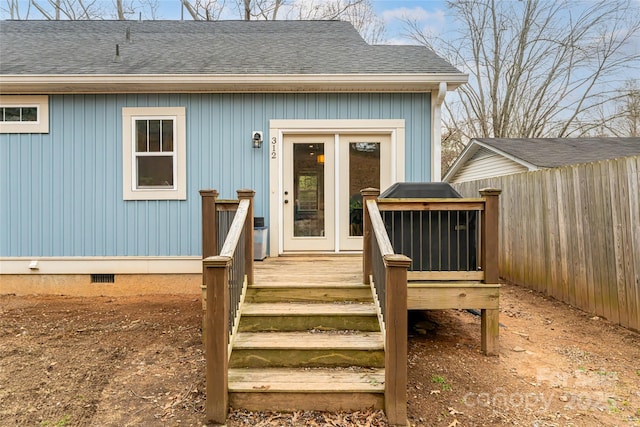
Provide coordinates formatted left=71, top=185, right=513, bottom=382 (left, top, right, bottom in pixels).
left=443, top=137, right=640, bottom=183
left=0, top=20, right=466, bottom=93
left=475, top=137, right=640, bottom=168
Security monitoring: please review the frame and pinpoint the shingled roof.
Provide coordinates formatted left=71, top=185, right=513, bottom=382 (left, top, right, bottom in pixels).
left=0, top=20, right=466, bottom=93
left=443, top=137, right=640, bottom=182
left=475, top=137, right=640, bottom=168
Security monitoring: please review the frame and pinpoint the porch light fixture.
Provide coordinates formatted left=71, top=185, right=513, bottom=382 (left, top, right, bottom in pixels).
left=252, top=131, right=263, bottom=149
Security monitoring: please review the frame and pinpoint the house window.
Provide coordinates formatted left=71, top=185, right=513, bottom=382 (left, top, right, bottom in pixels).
left=122, top=107, right=186, bottom=200
left=0, top=95, right=49, bottom=133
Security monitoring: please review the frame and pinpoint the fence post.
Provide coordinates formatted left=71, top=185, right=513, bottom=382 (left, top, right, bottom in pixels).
left=384, top=253, right=411, bottom=427
left=479, top=188, right=501, bottom=356
left=200, top=189, right=219, bottom=258
left=204, top=256, right=232, bottom=425
left=237, top=189, right=255, bottom=286
left=361, top=188, right=380, bottom=285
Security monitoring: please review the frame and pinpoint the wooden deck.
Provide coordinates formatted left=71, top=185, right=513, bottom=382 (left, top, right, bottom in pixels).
left=254, top=255, right=362, bottom=284
left=201, top=188, right=501, bottom=426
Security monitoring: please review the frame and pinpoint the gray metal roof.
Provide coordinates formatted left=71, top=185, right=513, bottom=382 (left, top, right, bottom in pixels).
left=475, top=137, right=640, bottom=168
left=0, top=20, right=462, bottom=76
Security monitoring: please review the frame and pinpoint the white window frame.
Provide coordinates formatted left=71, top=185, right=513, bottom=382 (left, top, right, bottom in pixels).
left=122, top=107, right=186, bottom=200
left=0, top=95, right=49, bottom=134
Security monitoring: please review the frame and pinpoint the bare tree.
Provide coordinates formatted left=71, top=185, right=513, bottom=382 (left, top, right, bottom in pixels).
left=2, top=0, right=32, bottom=18
left=181, top=0, right=226, bottom=21
left=404, top=0, right=640, bottom=140
left=0, top=0, right=157, bottom=19
left=28, top=0, right=107, bottom=19
left=614, top=80, right=640, bottom=137
left=179, top=0, right=385, bottom=44
left=441, top=126, right=465, bottom=175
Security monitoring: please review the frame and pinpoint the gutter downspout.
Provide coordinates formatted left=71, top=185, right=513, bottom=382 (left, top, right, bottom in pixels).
left=431, top=81, right=447, bottom=182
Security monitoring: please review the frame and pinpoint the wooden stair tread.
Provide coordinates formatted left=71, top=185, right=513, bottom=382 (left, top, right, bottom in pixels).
left=408, top=282, right=501, bottom=288
left=249, top=283, right=369, bottom=289
left=233, top=331, right=383, bottom=350
left=228, top=368, right=385, bottom=393
left=242, top=302, right=377, bottom=316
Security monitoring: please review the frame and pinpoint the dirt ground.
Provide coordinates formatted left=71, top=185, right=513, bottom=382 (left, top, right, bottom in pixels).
left=1, top=281, right=639, bottom=427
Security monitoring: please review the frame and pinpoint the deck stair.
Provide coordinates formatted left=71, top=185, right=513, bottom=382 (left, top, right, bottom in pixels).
left=228, top=257, right=385, bottom=412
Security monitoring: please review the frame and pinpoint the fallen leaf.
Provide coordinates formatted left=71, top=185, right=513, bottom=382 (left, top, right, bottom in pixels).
left=430, top=390, right=441, bottom=395
left=448, top=419, right=459, bottom=427
left=448, top=407, right=463, bottom=416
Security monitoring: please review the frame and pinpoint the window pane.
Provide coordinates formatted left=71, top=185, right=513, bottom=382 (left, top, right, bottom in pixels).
left=137, top=156, right=173, bottom=188
left=4, top=108, right=20, bottom=122
left=349, top=142, right=380, bottom=236
left=148, top=120, right=161, bottom=152
left=22, top=107, right=37, bottom=122
left=136, top=120, right=147, bottom=152
left=162, top=120, right=174, bottom=152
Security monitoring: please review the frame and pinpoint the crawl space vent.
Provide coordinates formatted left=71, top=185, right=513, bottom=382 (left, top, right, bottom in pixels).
left=91, top=274, right=115, bottom=283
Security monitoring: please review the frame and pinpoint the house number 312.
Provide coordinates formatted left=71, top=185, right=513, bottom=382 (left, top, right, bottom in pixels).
left=271, top=137, right=277, bottom=159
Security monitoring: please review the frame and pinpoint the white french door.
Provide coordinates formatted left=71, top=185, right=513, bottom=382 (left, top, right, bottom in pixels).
left=282, top=133, right=392, bottom=252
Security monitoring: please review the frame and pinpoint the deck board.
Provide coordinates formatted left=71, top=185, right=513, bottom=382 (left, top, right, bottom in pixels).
left=254, top=256, right=362, bottom=285
left=228, top=368, right=385, bottom=393
left=233, top=331, right=383, bottom=350
left=242, top=302, right=377, bottom=316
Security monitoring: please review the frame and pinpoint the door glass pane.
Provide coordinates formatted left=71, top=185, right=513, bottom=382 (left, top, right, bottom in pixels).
left=349, top=142, right=380, bottom=236
left=294, top=143, right=325, bottom=237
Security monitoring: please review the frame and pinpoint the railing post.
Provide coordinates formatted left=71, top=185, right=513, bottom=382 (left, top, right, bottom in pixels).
left=204, top=256, right=231, bottom=425
left=479, top=188, right=501, bottom=356
left=361, top=188, right=380, bottom=285
left=200, top=189, right=219, bottom=258
left=480, top=188, right=501, bottom=283
left=237, top=189, right=255, bottom=286
left=384, top=253, right=411, bottom=427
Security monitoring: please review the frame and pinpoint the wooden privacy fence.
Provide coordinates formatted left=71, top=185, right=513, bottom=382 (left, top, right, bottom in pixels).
left=453, top=155, right=640, bottom=331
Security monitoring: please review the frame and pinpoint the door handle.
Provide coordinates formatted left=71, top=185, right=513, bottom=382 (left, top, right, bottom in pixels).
left=284, top=199, right=289, bottom=204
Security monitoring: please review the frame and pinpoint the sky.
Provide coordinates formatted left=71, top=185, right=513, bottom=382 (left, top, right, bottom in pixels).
left=372, top=0, right=448, bottom=44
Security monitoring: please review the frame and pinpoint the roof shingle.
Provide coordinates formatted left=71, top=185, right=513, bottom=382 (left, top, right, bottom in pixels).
left=475, top=137, right=640, bottom=168
left=0, top=20, right=462, bottom=76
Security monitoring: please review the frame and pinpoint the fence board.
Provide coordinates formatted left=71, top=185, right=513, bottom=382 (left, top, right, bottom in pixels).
left=600, top=160, right=619, bottom=324
left=572, top=165, right=588, bottom=311
left=453, top=155, right=640, bottom=331
left=628, top=157, right=640, bottom=331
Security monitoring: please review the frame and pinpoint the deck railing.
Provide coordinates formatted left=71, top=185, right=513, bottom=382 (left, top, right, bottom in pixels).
left=362, top=187, right=501, bottom=425
left=200, top=189, right=255, bottom=425
left=375, top=190, right=500, bottom=282
left=362, top=189, right=411, bottom=427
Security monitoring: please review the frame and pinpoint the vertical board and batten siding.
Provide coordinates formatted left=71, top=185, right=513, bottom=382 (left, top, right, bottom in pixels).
left=453, top=156, right=640, bottom=331
left=0, top=92, right=431, bottom=257
left=450, top=147, right=529, bottom=183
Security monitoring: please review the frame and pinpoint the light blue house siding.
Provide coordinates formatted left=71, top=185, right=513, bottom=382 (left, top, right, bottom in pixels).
left=0, top=93, right=432, bottom=257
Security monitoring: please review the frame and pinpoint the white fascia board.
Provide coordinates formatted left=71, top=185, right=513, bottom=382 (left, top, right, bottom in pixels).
left=0, top=73, right=469, bottom=94
left=442, top=140, right=481, bottom=182
left=443, top=139, right=539, bottom=182
left=472, top=140, right=539, bottom=170
left=0, top=256, right=202, bottom=274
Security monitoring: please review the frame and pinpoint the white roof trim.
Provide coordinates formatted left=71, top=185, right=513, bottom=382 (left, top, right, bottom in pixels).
left=443, top=139, right=539, bottom=182
left=0, top=73, right=468, bottom=94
